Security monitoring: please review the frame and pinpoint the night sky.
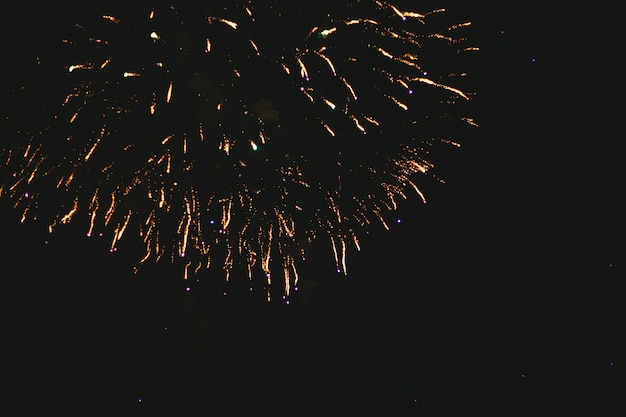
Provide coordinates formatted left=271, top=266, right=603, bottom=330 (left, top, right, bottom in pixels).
left=1, top=2, right=623, bottom=415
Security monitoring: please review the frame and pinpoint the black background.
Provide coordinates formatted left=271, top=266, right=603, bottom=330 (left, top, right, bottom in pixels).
left=1, top=2, right=623, bottom=415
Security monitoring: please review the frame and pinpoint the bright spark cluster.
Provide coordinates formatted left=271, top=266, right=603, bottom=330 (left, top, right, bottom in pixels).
left=1, top=1, right=478, bottom=301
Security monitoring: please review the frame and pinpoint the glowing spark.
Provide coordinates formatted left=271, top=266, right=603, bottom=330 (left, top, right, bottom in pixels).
left=412, top=77, right=470, bottom=100
left=60, top=199, right=79, bottom=224
left=84, top=139, right=100, bottom=161
left=386, top=95, right=409, bottom=110
left=103, top=15, right=120, bottom=24
left=377, top=47, right=394, bottom=59
left=216, top=18, right=238, bottom=30
left=166, top=82, right=173, bottom=103
left=0, top=1, right=477, bottom=300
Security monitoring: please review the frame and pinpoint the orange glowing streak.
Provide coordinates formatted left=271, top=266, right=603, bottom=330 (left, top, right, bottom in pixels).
left=166, top=82, right=173, bottom=103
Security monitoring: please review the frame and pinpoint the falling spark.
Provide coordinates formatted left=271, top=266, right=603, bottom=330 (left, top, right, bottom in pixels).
left=0, top=1, right=478, bottom=300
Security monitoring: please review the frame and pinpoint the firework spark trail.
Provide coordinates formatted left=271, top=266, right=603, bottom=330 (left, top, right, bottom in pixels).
left=0, top=1, right=477, bottom=301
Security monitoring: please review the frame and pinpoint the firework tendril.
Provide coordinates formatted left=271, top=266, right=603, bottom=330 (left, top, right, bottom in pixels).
left=1, top=1, right=478, bottom=301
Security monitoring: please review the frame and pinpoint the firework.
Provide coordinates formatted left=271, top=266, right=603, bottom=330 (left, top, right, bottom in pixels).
left=1, top=1, right=477, bottom=301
